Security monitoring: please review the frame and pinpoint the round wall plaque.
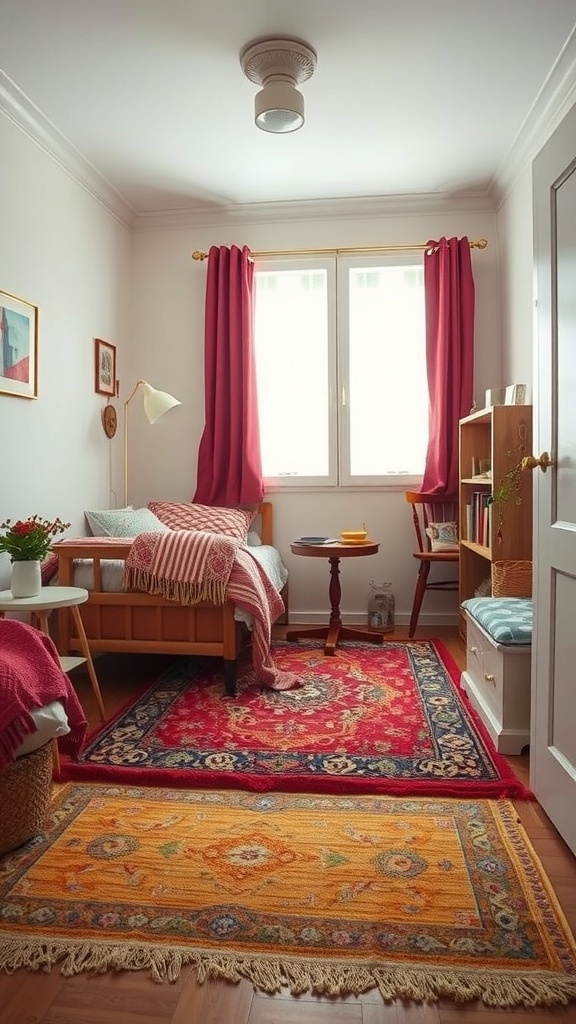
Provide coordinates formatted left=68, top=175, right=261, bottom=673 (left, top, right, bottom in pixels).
left=101, top=403, right=118, bottom=438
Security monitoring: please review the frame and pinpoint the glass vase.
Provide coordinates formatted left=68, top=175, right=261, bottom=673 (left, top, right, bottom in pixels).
left=11, top=559, right=42, bottom=598
left=367, top=581, right=395, bottom=633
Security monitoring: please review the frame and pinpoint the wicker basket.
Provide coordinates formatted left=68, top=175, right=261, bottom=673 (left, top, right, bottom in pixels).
left=0, top=741, right=53, bottom=856
left=491, top=559, right=533, bottom=598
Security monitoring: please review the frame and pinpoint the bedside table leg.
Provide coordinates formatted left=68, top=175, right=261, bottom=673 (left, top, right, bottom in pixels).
left=36, top=611, right=50, bottom=634
left=70, top=606, right=106, bottom=721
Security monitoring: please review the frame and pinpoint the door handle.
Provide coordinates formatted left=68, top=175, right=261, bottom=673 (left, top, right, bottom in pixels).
left=521, top=452, right=553, bottom=474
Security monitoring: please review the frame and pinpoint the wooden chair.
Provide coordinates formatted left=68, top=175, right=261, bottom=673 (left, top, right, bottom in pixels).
left=405, top=491, right=460, bottom=637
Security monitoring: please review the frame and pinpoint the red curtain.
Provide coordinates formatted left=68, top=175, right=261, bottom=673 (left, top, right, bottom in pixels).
left=193, top=245, right=264, bottom=507
left=421, top=236, right=475, bottom=495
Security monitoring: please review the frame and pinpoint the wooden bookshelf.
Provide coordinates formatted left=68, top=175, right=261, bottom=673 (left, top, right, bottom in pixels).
left=458, top=405, right=533, bottom=639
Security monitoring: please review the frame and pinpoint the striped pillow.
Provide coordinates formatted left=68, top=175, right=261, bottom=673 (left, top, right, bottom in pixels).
left=148, top=502, right=256, bottom=541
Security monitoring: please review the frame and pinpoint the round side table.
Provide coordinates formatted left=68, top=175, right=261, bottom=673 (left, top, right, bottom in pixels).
left=287, top=541, right=384, bottom=655
left=0, top=586, right=106, bottom=721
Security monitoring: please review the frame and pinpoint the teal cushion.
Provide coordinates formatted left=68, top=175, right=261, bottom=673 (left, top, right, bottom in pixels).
left=462, top=597, right=532, bottom=646
left=85, top=507, right=171, bottom=537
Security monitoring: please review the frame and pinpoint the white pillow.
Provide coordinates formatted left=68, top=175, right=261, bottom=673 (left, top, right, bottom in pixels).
left=85, top=506, right=171, bottom=537
left=247, top=531, right=262, bottom=546
left=14, top=701, right=70, bottom=757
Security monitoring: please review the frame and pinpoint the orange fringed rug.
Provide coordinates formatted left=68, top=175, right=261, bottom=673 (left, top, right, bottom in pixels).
left=1, top=785, right=575, bottom=1008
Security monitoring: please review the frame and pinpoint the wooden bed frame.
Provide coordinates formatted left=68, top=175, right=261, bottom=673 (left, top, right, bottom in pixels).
left=53, top=501, right=283, bottom=697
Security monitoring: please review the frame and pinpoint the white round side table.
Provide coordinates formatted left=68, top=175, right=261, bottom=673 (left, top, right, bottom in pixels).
left=0, top=586, right=106, bottom=722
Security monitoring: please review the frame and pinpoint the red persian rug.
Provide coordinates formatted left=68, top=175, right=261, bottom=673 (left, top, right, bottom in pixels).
left=59, top=640, right=531, bottom=799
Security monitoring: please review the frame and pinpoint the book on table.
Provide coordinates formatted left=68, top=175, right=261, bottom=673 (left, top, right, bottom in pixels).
left=293, top=536, right=339, bottom=545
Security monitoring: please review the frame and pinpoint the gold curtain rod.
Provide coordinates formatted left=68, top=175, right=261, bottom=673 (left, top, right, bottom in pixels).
left=191, top=239, right=488, bottom=261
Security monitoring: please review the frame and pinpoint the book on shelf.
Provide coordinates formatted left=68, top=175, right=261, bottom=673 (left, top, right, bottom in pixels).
left=465, top=491, right=491, bottom=546
left=465, top=503, right=472, bottom=542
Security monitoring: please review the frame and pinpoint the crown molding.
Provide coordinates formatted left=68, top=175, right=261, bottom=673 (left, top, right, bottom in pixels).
left=7, top=56, right=556, bottom=231
left=133, top=191, right=496, bottom=232
left=491, top=26, right=576, bottom=208
left=0, top=70, right=136, bottom=228
left=0, top=63, right=494, bottom=233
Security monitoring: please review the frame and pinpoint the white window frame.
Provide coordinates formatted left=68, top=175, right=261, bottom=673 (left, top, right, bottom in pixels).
left=337, top=253, right=428, bottom=488
left=253, top=253, right=427, bottom=491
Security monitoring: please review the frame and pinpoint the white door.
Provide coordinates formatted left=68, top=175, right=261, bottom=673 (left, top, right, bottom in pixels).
left=531, top=99, right=576, bottom=855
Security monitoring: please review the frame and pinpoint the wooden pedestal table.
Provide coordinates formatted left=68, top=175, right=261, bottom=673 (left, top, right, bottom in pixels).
left=0, top=586, right=106, bottom=772
left=287, top=540, right=383, bottom=655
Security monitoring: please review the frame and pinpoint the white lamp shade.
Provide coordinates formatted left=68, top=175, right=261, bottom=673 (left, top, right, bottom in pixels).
left=140, top=381, right=181, bottom=424
left=255, top=82, right=304, bottom=133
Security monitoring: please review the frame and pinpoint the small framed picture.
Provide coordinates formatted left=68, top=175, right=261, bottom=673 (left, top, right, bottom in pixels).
left=94, top=338, right=116, bottom=396
left=0, top=289, right=39, bottom=400
left=504, top=383, right=529, bottom=405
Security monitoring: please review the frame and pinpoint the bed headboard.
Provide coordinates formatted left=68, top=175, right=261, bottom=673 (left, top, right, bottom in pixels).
left=253, top=501, right=273, bottom=545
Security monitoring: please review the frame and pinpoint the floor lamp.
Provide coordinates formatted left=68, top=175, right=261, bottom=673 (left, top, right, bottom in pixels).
left=124, top=379, right=181, bottom=506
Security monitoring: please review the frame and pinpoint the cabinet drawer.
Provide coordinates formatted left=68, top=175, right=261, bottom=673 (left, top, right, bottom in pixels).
left=466, top=615, right=491, bottom=660
left=461, top=607, right=531, bottom=755
left=481, top=645, right=504, bottom=705
left=466, top=617, right=502, bottom=715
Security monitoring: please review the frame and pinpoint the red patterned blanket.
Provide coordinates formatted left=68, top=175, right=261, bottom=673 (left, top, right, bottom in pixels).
left=0, top=619, right=87, bottom=767
left=124, top=531, right=299, bottom=691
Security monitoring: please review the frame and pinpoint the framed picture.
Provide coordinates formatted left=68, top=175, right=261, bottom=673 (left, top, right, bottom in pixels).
left=0, top=289, right=38, bottom=400
left=504, top=383, right=529, bottom=405
left=94, top=338, right=116, bottom=396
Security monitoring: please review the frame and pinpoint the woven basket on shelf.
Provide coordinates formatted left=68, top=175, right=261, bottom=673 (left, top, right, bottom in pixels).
left=491, top=559, right=533, bottom=598
left=0, top=741, right=53, bottom=856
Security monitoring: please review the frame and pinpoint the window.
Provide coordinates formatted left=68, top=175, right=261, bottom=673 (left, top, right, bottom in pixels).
left=253, top=254, right=427, bottom=488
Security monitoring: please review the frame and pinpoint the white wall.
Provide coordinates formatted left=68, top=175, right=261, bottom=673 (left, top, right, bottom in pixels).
left=494, top=44, right=576, bottom=397
left=496, top=90, right=576, bottom=418
left=0, top=114, right=132, bottom=590
left=496, top=165, right=535, bottom=390
left=0, top=109, right=502, bottom=627
left=130, top=205, right=499, bottom=626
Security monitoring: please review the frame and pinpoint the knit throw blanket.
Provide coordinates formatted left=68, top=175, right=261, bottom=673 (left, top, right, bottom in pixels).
left=0, top=620, right=88, bottom=768
left=123, top=529, right=241, bottom=606
left=124, top=531, right=300, bottom=691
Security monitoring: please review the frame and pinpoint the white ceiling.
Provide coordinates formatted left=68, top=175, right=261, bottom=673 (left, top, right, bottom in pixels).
left=1, top=0, right=576, bottom=218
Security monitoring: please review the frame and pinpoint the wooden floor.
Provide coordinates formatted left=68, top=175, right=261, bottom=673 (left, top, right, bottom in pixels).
left=2, top=625, right=576, bottom=1024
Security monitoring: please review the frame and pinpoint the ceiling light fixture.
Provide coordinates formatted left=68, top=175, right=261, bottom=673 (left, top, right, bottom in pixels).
left=240, top=36, right=317, bottom=134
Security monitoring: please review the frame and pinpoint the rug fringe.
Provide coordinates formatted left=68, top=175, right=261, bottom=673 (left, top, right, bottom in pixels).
left=1, top=937, right=576, bottom=1007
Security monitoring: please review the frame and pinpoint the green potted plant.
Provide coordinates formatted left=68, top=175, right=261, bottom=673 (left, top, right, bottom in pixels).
left=0, top=515, right=70, bottom=597
left=487, top=455, right=525, bottom=544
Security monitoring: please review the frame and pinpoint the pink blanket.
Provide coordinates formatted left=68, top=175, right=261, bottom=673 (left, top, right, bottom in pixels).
left=124, top=530, right=300, bottom=691
left=0, top=619, right=88, bottom=768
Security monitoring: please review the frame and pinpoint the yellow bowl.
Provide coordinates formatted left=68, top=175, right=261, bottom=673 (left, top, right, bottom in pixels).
left=341, top=530, right=368, bottom=542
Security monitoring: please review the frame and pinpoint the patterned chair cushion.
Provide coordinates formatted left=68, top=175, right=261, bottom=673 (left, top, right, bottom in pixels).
left=461, top=597, right=533, bottom=646
left=425, top=521, right=459, bottom=551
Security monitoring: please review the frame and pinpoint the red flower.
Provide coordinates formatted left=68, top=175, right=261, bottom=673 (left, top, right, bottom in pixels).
left=0, top=515, right=71, bottom=562
left=13, top=521, right=36, bottom=536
